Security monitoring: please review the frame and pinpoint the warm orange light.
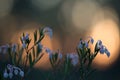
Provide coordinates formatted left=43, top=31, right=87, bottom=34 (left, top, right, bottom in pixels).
left=11, top=28, right=62, bottom=69
left=89, top=19, right=119, bottom=69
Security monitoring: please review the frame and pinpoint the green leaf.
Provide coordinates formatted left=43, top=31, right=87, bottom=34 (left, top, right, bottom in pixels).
left=39, top=27, right=44, bottom=39
left=20, top=37, right=23, bottom=44
left=34, top=30, right=37, bottom=44
left=50, top=57, right=54, bottom=68
left=32, top=47, right=36, bottom=60
left=12, top=52, right=17, bottom=65
left=17, top=47, right=24, bottom=65
left=8, top=47, right=12, bottom=63
left=53, top=53, right=58, bottom=63
left=23, top=33, right=25, bottom=37
left=29, top=53, right=33, bottom=67
left=34, top=53, right=44, bottom=64
left=36, top=44, right=42, bottom=56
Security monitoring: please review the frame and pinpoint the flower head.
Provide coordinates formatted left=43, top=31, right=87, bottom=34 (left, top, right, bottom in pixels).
left=37, top=43, right=43, bottom=53
left=22, top=33, right=29, bottom=41
left=78, top=40, right=88, bottom=49
left=3, top=64, right=24, bottom=79
left=19, top=71, right=24, bottom=77
left=43, top=27, right=53, bottom=39
left=67, top=53, right=79, bottom=66
left=45, top=47, right=53, bottom=59
left=21, top=33, right=30, bottom=48
left=11, top=44, right=17, bottom=53
left=0, top=44, right=9, bottom=54
left=3, top=69, right=8, bottom=78
left=96, top=40, right=110, bottom=57
left=14, top=69, right=18, bottom=75
left=22, top=42, right=26, bottom=49
left=96, top=40, right=102, bottom=49
left=8, top=72, right=13, bottom=79
left=89, top=37, right=94, bottom=44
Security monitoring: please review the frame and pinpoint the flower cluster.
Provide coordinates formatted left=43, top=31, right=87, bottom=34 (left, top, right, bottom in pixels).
left=0, top=44, right=9, bottom=54
left=45, top=48, right=62, bottom=59
left=43, top=27, right=53, bottom=39
left=77, top=37, right=110, bottom=57
left=96, top=40, right=110, bottom=57
left=0, top=44, right=17, bottom=54
left=0, top=27, right=111, bottom=80
left=3, top=64, right=24, bottom=79
left=21, top=33, right=30, bottom=49
left=66, top=53, right=79, bottom=66
left=78, top=37, right=94, bottom=49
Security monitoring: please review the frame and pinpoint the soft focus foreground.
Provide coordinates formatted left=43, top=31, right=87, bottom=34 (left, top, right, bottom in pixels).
left=0, top=0, right=120, bottom=80
left=0, top=27, right=111, bottom=80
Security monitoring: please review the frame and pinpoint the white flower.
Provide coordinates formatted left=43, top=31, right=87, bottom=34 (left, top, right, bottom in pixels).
left=19, top=71, right=24, bottom=77
left=43, top=27, right=53, bottom=39
left=45, top=47, right=52, bottom=54
left=3, top=69, right=8, bottom=78
left=71, top=58, right=79, bottom=66
left=8, top=72, right=13, bottom=79
left=67, top=53, right=79, bottom=66
left=14, top=69, right=18, bottom=75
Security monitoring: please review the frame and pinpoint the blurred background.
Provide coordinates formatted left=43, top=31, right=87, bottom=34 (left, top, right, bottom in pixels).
left=0, top=0, right=119, bottom=80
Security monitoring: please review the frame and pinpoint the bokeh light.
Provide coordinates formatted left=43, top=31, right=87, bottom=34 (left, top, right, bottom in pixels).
left=90, top=19, right=119, bottom=69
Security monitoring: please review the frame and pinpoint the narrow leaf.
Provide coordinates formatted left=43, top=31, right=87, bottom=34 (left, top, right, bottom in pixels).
left=34, top=30, right=37, bottom=44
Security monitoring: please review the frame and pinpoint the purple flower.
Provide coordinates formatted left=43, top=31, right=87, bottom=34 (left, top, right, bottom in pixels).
left=67, top=53, right=79, bottom=66
left=105, top=49, right=110, bottom=57
left=43, top=27, right=53, bottom=39
left=45, top=47, right=52, bottom=54
left=96, top=40, right=102, bottom=49
left=0, top=44, right=9, bottom=54
left=99, top=45, right=105, bottom=53
left=7, top=64, right=13, bottom=74
left=21, top=33, right=30, bottom=48
left=90, top=37, right=94, bottom=44
left=4, top=64, right=24, bottom=79
left=45, top=47, right=53, bottom=59
left=78, top=40, right=83, bottom=49
left=78, top=40, right=88, bottom=49
left=85, top=42, right=88, bottom=48
left=11, top=44, right=17, bottom=53
left=22, top=33, right=29, bottom=41
left=22, top=42, right=26, bottom=49
left=99, top=45, right=110, bottom=57
left=37, top=43, right=43, bottom=53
